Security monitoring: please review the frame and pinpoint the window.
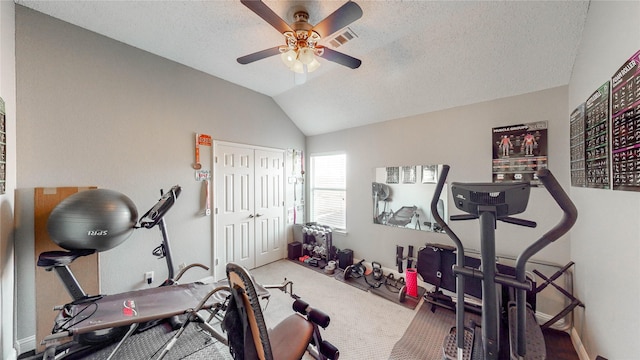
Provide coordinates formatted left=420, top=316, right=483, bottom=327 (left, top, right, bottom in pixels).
left=310, top=153, right=346, bottom=230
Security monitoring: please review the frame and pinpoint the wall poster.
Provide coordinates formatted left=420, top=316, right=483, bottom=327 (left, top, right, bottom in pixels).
left=492, top=121, right=548, bottom=186
left=584, top=82, right=611, bottom=189
left=570, top=103, right=586, bottom=187
left=0, top=97, right=5, bottom=195
left=611, top=49, right=640, bottom=191
left=287, top=148, right=305, bottom=224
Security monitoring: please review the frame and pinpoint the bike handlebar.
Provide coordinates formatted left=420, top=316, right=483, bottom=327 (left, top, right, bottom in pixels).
left=138, top=185, right=182, bottom=229
left=451, top=214, right=537, bottom=228
left=500, top=216, right=537, bottom=228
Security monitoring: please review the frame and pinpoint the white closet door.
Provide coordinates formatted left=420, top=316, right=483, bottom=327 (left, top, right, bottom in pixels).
left=213, top=142, right=285, bottom=279
left=214, top=143, right=255, bottom=274
left=254, top=149, right=285, bottom=267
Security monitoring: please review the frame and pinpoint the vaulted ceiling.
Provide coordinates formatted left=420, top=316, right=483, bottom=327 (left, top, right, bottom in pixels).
left=15, top=0, right=590, bottom=136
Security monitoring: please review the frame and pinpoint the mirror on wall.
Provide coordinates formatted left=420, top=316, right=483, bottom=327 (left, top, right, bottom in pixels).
left=372, top=165, right=447, bottom=233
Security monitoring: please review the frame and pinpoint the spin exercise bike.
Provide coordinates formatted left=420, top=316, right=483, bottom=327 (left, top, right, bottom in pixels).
left=36, top=185, right=230, bottom=359
left=430, top=166, right=577, bottom=359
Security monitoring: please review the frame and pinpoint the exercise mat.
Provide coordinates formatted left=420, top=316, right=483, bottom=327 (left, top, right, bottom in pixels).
left=287, top=258, right=335, bottom=277
left=79, top=320, right=231, bottom=360
left=388, top=303, right=480, bottom=360
left=333, top=269, right=425, bottom=309
left=369, top=282, right=426, bottom=310
left=333, top=268, right=371, bottom=291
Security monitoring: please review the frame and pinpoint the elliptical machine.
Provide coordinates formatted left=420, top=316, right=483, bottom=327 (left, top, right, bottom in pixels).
left=430, top=166, right=577, bottom=360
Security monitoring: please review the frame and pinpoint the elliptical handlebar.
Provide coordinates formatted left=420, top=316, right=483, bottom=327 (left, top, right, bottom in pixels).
left=138, top=185, right=182, bottom=229
left=432, top=167, right=577, bottom=265
left=430, top=165, right=457, bottom=242
left=514, top=168, right=578, bottom=278
left=514, top=169, right=578, bottom=270
left=511, top=168, right=577, bottom=357
left=431, top=165, right=468, bottom=351
left=535, top=169, right=578, bottom=240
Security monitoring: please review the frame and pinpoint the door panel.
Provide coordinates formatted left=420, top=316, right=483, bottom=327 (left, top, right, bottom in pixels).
left=215, top=144, right=255, bottom=273
left=254, top=149, right=285, bottom=267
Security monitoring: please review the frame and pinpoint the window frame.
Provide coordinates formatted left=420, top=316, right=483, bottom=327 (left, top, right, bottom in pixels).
left=309, top=152, right=347, bottom=231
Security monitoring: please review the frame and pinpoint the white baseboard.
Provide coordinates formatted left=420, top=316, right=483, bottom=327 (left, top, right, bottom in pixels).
left=570, top=327, right=589, bottom=360
left=535, top=311, right=568, bottom=331
left=15, top=335, right=35, bottom=357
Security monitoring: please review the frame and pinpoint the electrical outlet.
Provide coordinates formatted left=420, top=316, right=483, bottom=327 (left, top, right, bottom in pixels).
left=144, top=271, right=154, bottom=284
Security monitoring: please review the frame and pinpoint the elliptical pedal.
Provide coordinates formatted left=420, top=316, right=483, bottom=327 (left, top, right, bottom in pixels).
left=442, top=325, right=474, bottom=360
left=508, top=303, right=546, bottom=359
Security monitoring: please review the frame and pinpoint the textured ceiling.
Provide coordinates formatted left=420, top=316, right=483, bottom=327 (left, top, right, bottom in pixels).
left=15, top=0, right=589, bottom=136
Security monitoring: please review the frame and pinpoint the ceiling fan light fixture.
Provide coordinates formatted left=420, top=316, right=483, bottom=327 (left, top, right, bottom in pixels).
left=280, top=46, right=320, bottom=73
left=307, top=57, right=321, bottom=72
left=290, top=59, right=305, bottom=74
left=280, top=49, right=297, bottom=67
left=298, top=47, right=315, bottom=65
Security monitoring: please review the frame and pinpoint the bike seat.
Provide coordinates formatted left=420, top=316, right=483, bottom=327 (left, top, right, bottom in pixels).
left=37, top=249, right=96, bottom=268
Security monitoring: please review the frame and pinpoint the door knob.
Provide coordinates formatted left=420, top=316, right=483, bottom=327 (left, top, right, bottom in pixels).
left=256, top=213, right=263, bottom=217
left=248, top=214, right=254, bottom=218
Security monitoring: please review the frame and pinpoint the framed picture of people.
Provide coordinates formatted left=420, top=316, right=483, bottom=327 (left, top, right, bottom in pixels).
left=492, top=121, right=548, bottom=186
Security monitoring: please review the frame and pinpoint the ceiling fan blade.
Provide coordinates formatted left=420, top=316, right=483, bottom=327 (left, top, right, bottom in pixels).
left=312, top=1, right=363, bottom=38
left=240, top=0, right=292, bottom=34
left=319, top=47, right=362, bottom=69
left=237, top=46, right=281, bottom=65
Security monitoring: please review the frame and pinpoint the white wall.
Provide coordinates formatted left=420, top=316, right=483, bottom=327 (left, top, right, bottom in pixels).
left=568, top=1, right=640, bottom=358
left=0, top=1, right=16, bottom=359
left=307, top=86, right=571, bottom=271
left=14, top=6, right=304, bottom=346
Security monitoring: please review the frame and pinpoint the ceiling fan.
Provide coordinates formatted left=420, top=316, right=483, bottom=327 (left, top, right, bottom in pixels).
left=237, top=0, right=363, bottom=74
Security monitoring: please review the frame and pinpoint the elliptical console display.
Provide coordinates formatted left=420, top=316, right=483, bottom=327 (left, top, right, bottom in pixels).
left=451, top=182, right=530, bottom=218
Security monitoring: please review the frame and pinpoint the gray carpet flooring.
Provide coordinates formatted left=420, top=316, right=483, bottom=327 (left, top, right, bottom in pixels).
left=29, top=260, right=579, bottom=360
left=250, top=259, right=417, bottom=359
left=72, top=259, right=425, bottom=359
